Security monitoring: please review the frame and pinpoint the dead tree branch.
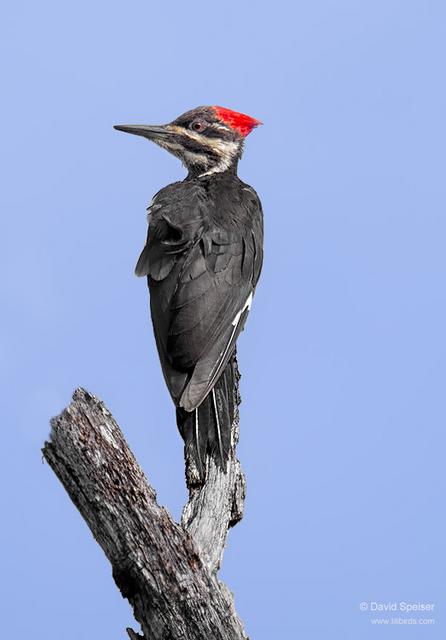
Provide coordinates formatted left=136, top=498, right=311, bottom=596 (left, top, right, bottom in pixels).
left=42, top=377, right=248, bottom=640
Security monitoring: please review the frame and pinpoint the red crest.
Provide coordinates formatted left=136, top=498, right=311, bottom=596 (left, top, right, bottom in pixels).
left=213, top=106, right=262, bottom=137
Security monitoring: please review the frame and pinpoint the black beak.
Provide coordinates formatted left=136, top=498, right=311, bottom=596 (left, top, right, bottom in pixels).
left=113, top=124, right=170, bottom=140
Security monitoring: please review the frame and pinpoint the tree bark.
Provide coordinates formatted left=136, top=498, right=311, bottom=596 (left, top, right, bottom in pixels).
left=42, top=367, right=248, bottom=640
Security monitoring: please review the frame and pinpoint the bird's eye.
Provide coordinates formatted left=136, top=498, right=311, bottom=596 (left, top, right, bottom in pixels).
left=190, top=120, right=206, bottom=133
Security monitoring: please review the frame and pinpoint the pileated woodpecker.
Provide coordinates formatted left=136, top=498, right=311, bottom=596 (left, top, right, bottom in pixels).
left=114, top=106, right=263, bottom=480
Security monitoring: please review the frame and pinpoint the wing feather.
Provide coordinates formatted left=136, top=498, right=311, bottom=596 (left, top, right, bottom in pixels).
left=139, top=178, right=263, bottom=408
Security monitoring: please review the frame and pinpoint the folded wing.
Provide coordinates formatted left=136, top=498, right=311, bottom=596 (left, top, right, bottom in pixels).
left=136, top=180, right=263, bottom=411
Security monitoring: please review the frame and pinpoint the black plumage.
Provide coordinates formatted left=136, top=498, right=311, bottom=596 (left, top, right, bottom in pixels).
left=115, top=106, right=263, bottom=479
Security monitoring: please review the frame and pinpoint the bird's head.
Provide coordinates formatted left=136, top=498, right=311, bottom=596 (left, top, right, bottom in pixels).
left=114, top=106, right=261, bottom=177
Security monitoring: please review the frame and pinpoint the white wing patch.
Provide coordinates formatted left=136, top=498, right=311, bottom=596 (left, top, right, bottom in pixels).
left=232, top=292, right=253, bottom=326
left=179, top=291, right=254, bottom=411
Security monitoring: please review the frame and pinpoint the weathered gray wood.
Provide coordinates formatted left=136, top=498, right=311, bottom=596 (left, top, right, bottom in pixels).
left=43, top=387, right=248, bottom=640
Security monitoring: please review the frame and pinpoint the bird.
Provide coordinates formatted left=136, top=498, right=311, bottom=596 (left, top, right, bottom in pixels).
left=114, top=106, right=263, bottom=481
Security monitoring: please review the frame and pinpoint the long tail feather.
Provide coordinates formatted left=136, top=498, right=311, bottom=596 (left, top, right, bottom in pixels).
left=194, top=408, right=203, bottom=475
left=176, top=356, right=237, bottom=480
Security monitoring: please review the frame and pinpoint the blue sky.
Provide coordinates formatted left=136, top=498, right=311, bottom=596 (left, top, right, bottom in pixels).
left=2, top=1, right=445, bottom=638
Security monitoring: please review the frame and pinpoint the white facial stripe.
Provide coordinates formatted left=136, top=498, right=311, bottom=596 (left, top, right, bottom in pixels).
left=167, top=125, right=210, bottom=145
left=167, top=124, right=238, bottom=153
left=209, top=122, right=232, bottom=133
left=199, top=140, right=239, bottom=177
left=182, top=149, right=210, bottom=167
left=155, top=138, right=210, bottom=168
left=207, top=138, right=239, bottom=154
left=160, top=124, right=241, bottom=174
left=167, top=123, right=231, bottom=141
